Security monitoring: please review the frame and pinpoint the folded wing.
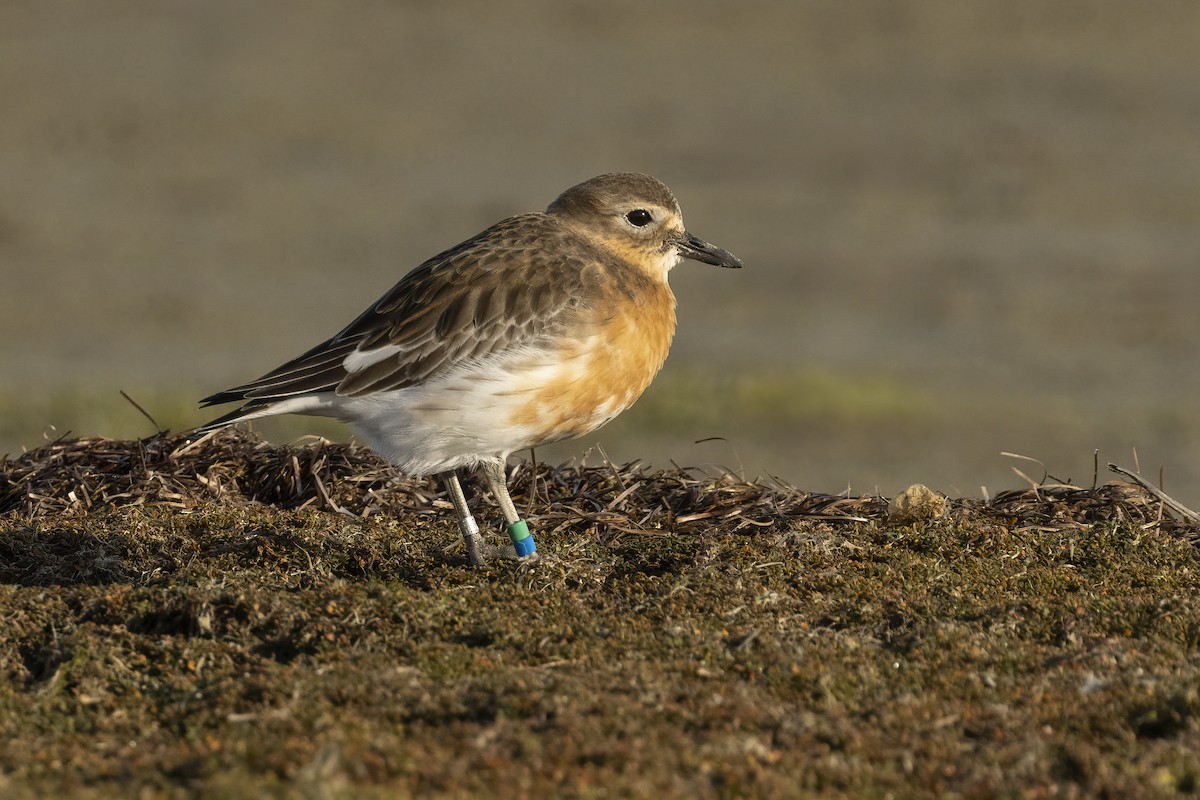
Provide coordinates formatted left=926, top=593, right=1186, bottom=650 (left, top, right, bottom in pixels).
left=198, top=214, right=594, bottom=427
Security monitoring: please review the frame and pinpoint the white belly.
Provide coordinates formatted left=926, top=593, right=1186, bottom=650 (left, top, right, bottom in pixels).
left=329, top=348, right=607, bottom=475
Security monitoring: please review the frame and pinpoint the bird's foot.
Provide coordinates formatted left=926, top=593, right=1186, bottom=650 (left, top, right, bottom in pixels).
left=463, top=532, right=488, bottom=567
left=468, top=542, right=543, bottom=566
left=460, top=517, right=539, bottom=567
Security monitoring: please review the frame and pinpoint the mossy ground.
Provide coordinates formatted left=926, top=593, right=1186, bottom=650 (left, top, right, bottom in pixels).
left=2, top=435, right=1199, bottom=798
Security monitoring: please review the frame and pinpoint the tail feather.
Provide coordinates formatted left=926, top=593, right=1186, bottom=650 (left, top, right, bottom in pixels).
left=199, top=389, right=248, bottom=408
left=189, top=402, right=277, bottom=436
left=189, top=393, right=339, bottom=437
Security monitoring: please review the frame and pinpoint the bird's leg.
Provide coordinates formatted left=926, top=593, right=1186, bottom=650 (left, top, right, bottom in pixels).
left=441, top=470, right=487, bottom=567
left=482, top=459, right=537, bottom=558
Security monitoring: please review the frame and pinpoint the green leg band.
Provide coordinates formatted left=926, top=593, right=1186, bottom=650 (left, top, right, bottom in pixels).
left=507, top=520, right=536, bottom=556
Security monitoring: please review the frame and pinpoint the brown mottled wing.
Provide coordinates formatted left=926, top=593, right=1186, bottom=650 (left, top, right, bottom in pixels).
left=200, top=214, right=599, bottom=409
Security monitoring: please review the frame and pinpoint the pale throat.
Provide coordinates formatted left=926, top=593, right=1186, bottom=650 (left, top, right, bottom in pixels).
left=602, top=239, right=681, bottom=283
left=645, top=248, right=684, bottom=281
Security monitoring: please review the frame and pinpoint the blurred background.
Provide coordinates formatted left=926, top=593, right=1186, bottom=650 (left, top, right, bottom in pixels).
left=2, top=1, right=1198, bottom=505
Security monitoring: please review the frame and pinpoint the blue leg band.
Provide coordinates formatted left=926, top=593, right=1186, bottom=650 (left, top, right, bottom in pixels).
left=506, top=520, right=537, bottom=557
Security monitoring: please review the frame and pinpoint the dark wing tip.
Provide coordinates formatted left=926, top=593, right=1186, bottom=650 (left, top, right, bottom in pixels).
left=199, top=389, right=246, bottom=408
left=187, top=402, right=266, bottom=436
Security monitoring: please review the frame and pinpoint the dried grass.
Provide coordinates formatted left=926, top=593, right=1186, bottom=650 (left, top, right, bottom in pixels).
left=1, top=429, right=1197, bottom=542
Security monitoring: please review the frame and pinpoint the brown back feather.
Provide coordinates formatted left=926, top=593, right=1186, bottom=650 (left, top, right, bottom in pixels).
left=201, top=214, right=604, bottom=406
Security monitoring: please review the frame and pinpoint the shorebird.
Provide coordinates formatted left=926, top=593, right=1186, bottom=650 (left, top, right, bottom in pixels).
left=196, top=173, right=742, bottom=565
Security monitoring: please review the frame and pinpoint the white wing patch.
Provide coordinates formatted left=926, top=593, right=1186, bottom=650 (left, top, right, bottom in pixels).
left=343, top=343, right=407, bottom=374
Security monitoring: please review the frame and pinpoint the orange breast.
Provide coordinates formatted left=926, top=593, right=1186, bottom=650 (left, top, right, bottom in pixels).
left=508, top=281, right=677, bottom=447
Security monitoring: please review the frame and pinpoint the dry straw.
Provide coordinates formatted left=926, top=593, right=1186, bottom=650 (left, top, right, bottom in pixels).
left=1, top=430, right=1196, bottom=542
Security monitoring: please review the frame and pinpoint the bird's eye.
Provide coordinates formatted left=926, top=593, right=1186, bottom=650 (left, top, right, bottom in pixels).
left=625, top=209, right=653, bottom=227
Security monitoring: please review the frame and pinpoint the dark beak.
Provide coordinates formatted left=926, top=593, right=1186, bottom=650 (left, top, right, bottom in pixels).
left=678, top=231, right=743, bottom=269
